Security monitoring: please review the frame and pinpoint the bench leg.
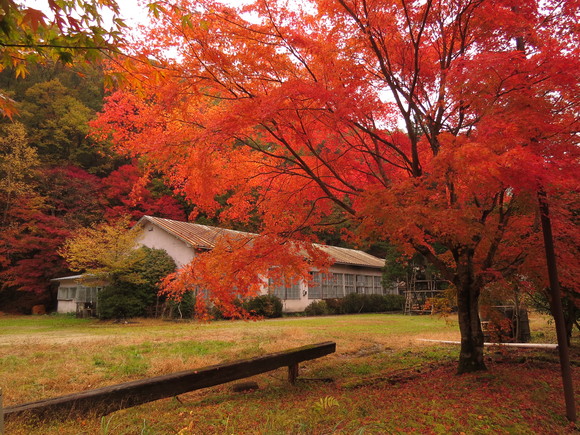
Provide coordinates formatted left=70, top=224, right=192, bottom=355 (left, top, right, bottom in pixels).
left=1, top=388, right=4, bottom=435
left=288, top=364, right=299, bottom=384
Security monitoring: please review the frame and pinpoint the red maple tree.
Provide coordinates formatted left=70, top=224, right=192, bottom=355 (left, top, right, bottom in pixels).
left=101, top=163, right=187, bottom=223
left=94, top=0, right=579, bottom=373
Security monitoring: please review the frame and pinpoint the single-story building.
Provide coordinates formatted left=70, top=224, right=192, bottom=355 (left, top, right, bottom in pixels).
left=55, top=215, right=390, bottom=313
left=52, top=275, right=104, bottom=315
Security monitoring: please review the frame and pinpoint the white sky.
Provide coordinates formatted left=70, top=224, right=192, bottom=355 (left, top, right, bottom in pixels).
left=24, top=0, right=275, bottom=34
left=118, top=0, right=253, bottom=27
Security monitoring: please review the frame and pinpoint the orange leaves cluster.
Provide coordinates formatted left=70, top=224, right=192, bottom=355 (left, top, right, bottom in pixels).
left=93, top=0, right=578, bottom=305
left=160, top=232, right=332, bottom=318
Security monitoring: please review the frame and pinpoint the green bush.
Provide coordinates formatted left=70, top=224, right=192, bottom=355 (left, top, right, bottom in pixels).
left=340, top=293, right=367, bottom=314
left=329, top=293, right=405, bottom=314
left=97, top=247, right=176, bottom=320
left=242, top=294, right=283, bottom=318
left=167, top=291, right=196, bottom=319
left=304, top=300, right=329, bottom=316
left=383, top=294, right=405, bottom=311
left=324, top=298, right=343, bottom=314
left=98, top=280, right=152, bottom=319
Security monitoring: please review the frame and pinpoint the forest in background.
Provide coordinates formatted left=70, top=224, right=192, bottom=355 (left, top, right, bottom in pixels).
left=0, top=63, right=381, bottom=313
left=0, top=62, right=192, bottom=313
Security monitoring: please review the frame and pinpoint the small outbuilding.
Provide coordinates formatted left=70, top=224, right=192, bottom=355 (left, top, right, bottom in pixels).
left=52, top=275, right=104, bottom=316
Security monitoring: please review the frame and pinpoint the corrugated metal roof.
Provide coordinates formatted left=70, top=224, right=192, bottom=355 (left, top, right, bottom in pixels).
left=140, top=215, right=252, bottom=250
left=315, top=244, right=385, bottom=268
left=51, top=274, right=85, bottom=281
left=138, top=216, right=385, bottom=269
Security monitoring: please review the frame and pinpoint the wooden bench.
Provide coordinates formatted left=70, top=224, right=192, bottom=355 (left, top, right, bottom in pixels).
left=2, top=341, right=336, bottom=422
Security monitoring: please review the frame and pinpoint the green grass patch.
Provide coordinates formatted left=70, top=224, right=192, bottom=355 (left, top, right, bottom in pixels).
left=0, top=314, right=93, bottom=334
left=2, top=312, right=577, bottom=435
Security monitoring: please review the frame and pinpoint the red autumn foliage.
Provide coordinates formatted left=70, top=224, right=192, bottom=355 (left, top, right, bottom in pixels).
left=38, top=165, right=105, bottom=227
left=94, top=0, right=579, bottom=372
left=0, top=195, right=70, bottom=295
left=101, top=163, right=187, bottom=223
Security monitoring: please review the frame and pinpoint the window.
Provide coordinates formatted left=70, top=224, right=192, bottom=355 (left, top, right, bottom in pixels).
left=321, top=273, right=334, bottom=298
left=344, top=274, right=355, bottom=295
left=269, top=278, right=301, bottom=300
left=58, top=287, right=76, bottom=300
left=76, top=286, right=86, bottom=302
left=333, top=273, right=344, bottom=298
left=309, top=272, right=322, bottom=299
left=285, top=282, right=301, bottom=300
left=76, top=286, right=101, bottom=303
left=365, top=275, right=374, bottom=294
left=269, top=278, right=285, bottom=299
left=374, top=276, right=383, bottom=294
left=356, top=275, right=366, bottom=294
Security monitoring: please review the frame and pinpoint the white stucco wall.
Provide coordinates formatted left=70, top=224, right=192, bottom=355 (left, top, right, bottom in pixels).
left=137, top=221, right=196, bottom=267
left=57, top=299, right=77, bottom=314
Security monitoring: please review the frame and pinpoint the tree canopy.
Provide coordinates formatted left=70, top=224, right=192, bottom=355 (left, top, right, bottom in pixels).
left=0, top=0, right=126, bottom=116
left=94, top=0, right=579, bottom=373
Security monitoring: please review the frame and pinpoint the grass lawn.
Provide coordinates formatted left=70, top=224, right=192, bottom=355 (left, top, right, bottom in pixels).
left=1, top=312, right=578, bottom=434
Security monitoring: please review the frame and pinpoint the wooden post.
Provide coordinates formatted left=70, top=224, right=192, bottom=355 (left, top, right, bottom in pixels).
left=288, top=364, right=299, bottom=384
left=538, top=192, right=576, bottom=422
left=1, top=388, right=4, bottom=435
left=4, top=341, right=336, bottom=421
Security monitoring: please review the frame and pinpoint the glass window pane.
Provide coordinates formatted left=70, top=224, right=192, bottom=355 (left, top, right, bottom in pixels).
left=365, top=276, right=373, bottom=294
left=333, top=273, right=344, bottom=297
left=374, top=276, right=383, bottom=294
left=286, top=282, right=300, bottom=300
left=76, top=287, right=86, bottom=302
left=321, top=273, right=333, bottom=298
left=269, top=278, right=286, bottom=299
left=309, top=272, right=322, bottom=299
left=344, top=274, right=355, bottom=294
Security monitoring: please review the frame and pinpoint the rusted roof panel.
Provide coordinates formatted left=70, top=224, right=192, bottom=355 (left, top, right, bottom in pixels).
left=141, top=216, right=253, bottom=250
left=315, top=244, right=385, bottom=268
left=139, top=216, right=384, bottom=269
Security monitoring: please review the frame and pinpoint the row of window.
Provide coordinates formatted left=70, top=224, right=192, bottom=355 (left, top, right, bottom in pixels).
left=57, top=286, right=101, bottom=303
left=269, top=273, right=385, bottom=300
left=309, top=272, right=384, bottom=299
left=269, top=278, right=301, bottom=300
left=59, top=273, right=385, bottom=303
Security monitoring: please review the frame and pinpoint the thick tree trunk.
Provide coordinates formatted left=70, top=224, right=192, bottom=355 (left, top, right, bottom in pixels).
left=454, top=255, right=487, bottom=374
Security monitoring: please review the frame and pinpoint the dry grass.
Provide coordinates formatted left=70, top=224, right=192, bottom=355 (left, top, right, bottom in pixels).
left=1, top=312, right=577, bottom=434
left=1, top=313, right=458, bottom=405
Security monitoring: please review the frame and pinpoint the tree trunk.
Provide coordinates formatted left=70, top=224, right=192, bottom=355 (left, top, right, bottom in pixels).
left=454, top=254, right=487, bottom=374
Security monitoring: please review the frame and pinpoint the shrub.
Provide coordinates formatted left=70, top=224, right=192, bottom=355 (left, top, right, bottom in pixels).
left=166, top=291, right=196, bottom=319
left=335, top=293, right=405, bottom=314
left=98, top=247, right=176, bottom=320
left=98, top=280, right=152, bottom=319
left=304, top=300, right=329, bottom=316
left=242, top=294, right=283, bottom=318
left=383, top=294, right=405, bottom=311
left=341, top=293, right=367, bottom=314
left=366, top=294, right=388, bottom=312
left=324, top=298, right=343, bottom=315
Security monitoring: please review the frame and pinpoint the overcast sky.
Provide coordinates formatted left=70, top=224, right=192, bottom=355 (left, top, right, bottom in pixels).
left=25, top=0, right=253, bottom=30
left=118, top=0, right=150, bottom=27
